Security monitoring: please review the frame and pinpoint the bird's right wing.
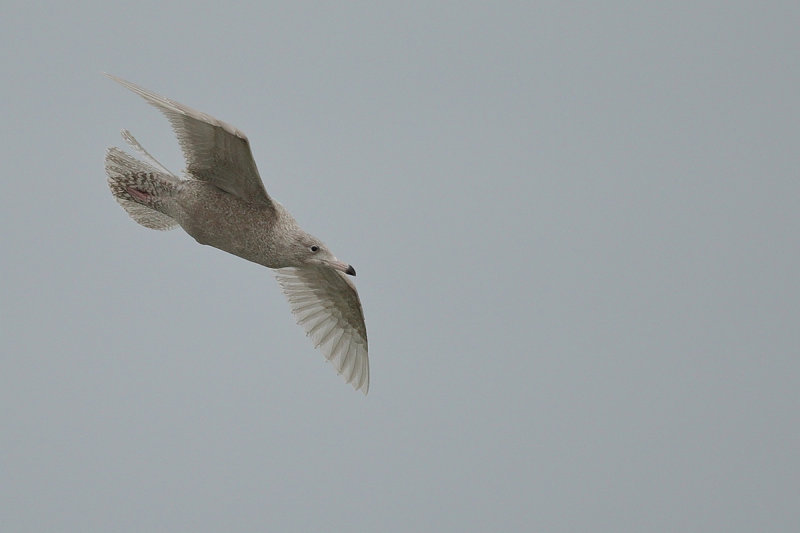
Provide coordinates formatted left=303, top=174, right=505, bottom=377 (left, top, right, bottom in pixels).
left=274, top=266, right=369, bottom=394
left=106, top=74, right=273, bottom=206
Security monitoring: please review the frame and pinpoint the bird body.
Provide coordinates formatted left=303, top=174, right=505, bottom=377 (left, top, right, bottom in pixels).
left=104, top=75, right=369, bottom=393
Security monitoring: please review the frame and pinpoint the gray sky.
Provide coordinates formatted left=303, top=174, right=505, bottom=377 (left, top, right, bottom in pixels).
left=2, top=1, right=798, bottom=531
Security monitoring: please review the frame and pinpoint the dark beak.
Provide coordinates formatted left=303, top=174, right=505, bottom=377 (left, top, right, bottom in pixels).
left=345, top=265, right=356, bottom=276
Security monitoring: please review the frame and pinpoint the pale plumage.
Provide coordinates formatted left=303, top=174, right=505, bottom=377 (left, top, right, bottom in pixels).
left=104, top=74, right=369, bottom=393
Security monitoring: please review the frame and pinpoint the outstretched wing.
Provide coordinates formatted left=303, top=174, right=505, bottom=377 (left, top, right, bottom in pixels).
left=274, top=266, right=369, bottom=394
left=106, top=74, right=272, bottom=206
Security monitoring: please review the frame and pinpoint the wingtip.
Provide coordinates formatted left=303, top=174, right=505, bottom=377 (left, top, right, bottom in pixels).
left=355, top=365, right=370, bottom=395
left=104, top=74, right=155, bottom=98
left=104, top=73, right=140, bottom=93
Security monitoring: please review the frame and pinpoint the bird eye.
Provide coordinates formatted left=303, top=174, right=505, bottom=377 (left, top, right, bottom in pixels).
left=310, top=245, right=319, bottom=252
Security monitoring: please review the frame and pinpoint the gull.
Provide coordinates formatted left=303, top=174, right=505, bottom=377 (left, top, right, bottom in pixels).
left=104, top=74, right=369, bottom=393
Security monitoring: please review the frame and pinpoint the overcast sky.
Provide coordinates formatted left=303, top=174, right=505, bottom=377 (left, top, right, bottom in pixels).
left=2, top=2, right=798, bottom=531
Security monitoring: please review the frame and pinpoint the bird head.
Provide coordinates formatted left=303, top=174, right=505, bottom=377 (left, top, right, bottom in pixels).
left=296, top=234, right=356, bottom=276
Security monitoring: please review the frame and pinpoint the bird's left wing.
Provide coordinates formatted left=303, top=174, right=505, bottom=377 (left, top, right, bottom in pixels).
left=106, top=74, right=272, bottom=206
left=274, top=266, right=369, bottom=394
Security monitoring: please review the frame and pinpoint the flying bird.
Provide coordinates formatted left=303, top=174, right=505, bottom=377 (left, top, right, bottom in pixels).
left=104, top=74, right=369, bottom=393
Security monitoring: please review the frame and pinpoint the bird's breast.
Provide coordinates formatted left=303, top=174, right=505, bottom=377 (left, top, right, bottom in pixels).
left=175, top=182, right=280, bottom=267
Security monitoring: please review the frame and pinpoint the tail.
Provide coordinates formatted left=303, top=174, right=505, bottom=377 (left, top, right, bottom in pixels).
left=105, top=144, right=180, bottom=231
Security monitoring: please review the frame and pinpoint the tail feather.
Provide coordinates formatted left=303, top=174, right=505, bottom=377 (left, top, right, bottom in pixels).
left=105, top=147, right=179, bottom=231
left=120, top=129, right=174, bottom=176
